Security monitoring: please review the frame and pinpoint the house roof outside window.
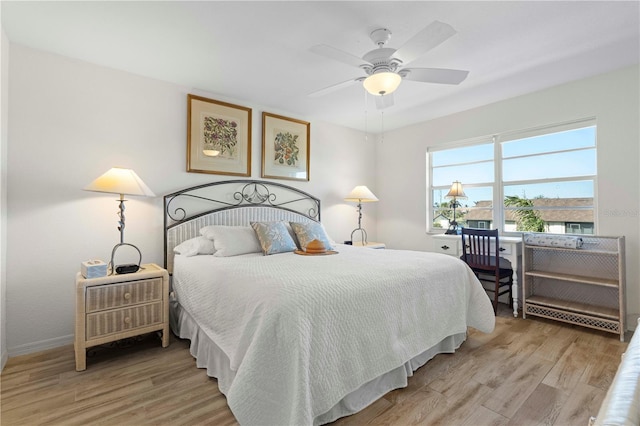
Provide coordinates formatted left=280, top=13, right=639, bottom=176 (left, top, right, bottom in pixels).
left=464, top=198, right=594, bottom=223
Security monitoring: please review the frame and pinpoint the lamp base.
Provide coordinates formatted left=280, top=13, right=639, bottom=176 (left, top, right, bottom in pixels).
left=350, top=227, right=369, bottom=245
left=445, top=221, right=460, bottom=235
left=110, top=242, right=142, bottom=275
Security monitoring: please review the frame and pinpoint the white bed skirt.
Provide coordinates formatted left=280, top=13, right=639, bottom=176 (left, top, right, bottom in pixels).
left=170, top=299, right=467, bottom=425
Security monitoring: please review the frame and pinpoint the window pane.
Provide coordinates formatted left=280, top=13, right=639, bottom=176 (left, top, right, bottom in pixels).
left=460, top=186, right=494, bottom=229
left=432, top=143, right=493, bottom=166
left=503, top=181, right=594, bottom=233
left=503, top=149, right=596, bottom=182
left=433, top=161, right=494, bottom=186
left=462, top=208, right=494, bottom=229
left=432, top=186, right=493, bottom=230
left=502, top=126, right=595, bottom=158
left=504, top=180, right=594, bottom=200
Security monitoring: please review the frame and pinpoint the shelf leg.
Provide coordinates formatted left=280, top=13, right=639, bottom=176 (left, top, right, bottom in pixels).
left=512, top=275, right=519, bottom=317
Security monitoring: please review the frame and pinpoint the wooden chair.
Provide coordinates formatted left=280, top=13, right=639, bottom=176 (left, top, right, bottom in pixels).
left=460, top=228, right=513, bottom=315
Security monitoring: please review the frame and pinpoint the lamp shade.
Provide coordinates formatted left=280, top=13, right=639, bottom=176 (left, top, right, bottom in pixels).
left=84, top=167, right=155, bottom=197
left=363, top=72, right=402, bottom=96
left=344, top=185, right=379, bottom=202
left=445, top=181, right=467, bottom=199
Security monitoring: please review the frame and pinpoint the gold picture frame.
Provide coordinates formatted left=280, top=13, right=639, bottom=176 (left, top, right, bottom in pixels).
left=261, top=112, right=310, bottom=181
left=187, top=94, right=252, bottom=176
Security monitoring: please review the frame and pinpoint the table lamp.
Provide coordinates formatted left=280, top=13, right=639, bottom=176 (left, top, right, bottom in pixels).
left=84, top=167, right=155, bottom=274
left=444, top=180, right=467, bottom=235
left=344, top=185, right=379, bottom=245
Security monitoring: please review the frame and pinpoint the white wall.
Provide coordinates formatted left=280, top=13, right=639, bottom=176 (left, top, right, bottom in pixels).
left=1, top=27, right=9, bottom=369
left=376, top=65, right=640, bottom=327
left=5, top=44, right=378, bottom=356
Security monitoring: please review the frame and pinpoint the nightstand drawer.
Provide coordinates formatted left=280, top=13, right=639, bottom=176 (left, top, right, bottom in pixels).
left=86, top=277, right=163, bottom=313
left=434, top=239, right=461, bottom=256
left=497, top=243, right=513, bottom=255
left=86, top=302, right=163, bottom=340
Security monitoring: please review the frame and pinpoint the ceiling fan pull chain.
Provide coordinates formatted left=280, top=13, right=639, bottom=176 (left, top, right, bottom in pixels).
left=381, top=110, right=384, bottom=144
left=363, top=90, right=368, bottom=143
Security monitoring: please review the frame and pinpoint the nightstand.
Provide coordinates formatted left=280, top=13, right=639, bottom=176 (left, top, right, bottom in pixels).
left=74, top=263, right=170, bottom=371
left=351, top=241, right=386, bottom=249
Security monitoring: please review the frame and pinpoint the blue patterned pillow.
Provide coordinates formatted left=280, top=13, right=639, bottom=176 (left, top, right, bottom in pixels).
left=290, top=221, right=334, bottom=252
left=251, top=222, right=297, bottom=255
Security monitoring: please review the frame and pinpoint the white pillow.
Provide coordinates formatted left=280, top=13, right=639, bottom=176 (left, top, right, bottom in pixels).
left=200, top=225, right=262, bottom=257
left=173, top=236, right=216, bottom=257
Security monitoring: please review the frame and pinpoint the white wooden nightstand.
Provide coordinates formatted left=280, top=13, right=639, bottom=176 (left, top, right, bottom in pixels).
left=351, top=241, right=386, bottom=249
left=74, top=263, right=170, bottom=371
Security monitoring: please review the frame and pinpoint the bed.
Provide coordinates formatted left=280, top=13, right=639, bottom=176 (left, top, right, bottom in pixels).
left=164, top=180, right=496, bottom=426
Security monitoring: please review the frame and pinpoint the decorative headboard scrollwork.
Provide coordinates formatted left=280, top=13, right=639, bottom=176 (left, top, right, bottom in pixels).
left=163, top=179, right=321, bottom=272
left=165, top=180, right=319, bottom=224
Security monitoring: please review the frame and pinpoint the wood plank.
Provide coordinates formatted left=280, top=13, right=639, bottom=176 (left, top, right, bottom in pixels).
left=553, top=382, right=606, bottom=426
left=580, top=350, right=622, bottom=391
left=508, top=383, right=568, bottom=425
left=542, top=341, right=593, bottom=393
left=367, top=387, right=447, bottom=425
left=532, top=324, right=579, bottom=362
left=423, top=379, right=494, bottom=425
left=332, top=396, right=392, bottom=425
left=482, top=354, right=555, bottom=418
left=461, top=406, right=510, bottom=426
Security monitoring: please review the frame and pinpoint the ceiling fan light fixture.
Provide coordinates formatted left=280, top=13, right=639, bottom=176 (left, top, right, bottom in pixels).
left=363, top=72, right=401, bottom=96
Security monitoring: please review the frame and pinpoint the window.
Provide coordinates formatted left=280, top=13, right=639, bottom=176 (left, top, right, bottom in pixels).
left=428, top=119, right=596, bottom=234
left=565, top=222, right=594, bottom=235
left=430, top=140, right=494, bottom=231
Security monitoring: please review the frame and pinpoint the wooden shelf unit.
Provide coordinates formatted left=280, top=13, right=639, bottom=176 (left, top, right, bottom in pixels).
left=522, top=235, right=626, bottom=341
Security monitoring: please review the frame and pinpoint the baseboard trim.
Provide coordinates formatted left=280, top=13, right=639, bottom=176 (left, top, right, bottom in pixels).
left=7, top=334, right=74, bottom=358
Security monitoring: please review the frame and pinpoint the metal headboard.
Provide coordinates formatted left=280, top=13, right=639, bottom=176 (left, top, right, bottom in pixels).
left=163, top=179, right=321, bottom=272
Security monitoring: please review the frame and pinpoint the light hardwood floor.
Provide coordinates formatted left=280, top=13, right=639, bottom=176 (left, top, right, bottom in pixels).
left=1, top=306, right=631, bottom=426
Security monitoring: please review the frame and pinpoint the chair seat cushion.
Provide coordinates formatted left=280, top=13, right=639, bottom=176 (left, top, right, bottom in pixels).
left=460, top=254, right=513, bottom=272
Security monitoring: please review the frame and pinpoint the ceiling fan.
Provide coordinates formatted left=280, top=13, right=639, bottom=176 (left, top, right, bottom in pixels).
left=309, top=21, right=469, bottom=109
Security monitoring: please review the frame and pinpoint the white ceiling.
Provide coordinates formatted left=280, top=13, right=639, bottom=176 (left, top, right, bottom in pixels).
left=2, top=1, right=639, bottom=132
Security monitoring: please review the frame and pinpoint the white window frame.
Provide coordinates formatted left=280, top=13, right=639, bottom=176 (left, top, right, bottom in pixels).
left=426, top=118, right=597, bottom=235
left=426, top=135, right=494, bottom=233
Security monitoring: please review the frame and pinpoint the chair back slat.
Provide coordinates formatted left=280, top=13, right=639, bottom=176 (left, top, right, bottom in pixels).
left=461, top=228, right=500, bottom=272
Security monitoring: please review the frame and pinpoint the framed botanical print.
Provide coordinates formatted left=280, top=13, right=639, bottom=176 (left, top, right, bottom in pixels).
left=261, top=112, right=310, bottom=181
left=187, top=94, right=252, bottom=176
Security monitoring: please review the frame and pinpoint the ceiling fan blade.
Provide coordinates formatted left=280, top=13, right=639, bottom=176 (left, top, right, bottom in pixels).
left=310, top=44, right=370, bottom=68
left=308, top=78, right=363, bottom=97
left=402, top=68, right=469, bottom=85
left=375, top=93, right=394, bottom=110
left=393, top=21, right=457, bottom=65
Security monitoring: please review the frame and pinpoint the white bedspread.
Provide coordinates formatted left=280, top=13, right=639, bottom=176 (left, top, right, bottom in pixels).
left=173, top=245, right=495, bottom=425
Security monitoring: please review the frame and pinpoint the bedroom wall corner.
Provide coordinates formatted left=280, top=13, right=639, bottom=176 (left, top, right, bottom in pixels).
left=1, top=25, right=9, bottom=371
left=311, top=120, right=379, bottom=244
left=375, top=65, right=640, bottom=330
